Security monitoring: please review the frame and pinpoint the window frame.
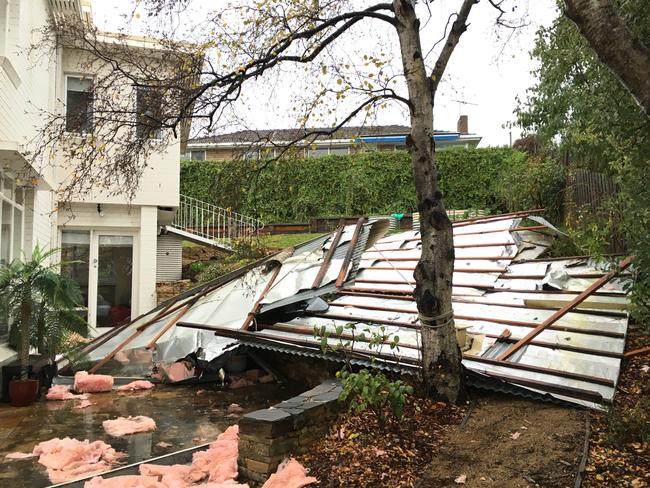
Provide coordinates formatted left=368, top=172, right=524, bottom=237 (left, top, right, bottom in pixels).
left=190, top=150, right=206, bottom=161
left=135, top=84, right=164, bottom=140
left=64, top=74, right=95, bottom=135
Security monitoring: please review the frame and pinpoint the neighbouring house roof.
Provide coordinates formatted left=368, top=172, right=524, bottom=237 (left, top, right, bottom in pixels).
left=61, top=212, right=632, bottom=410
left=188, top=125, right=480, bottom=147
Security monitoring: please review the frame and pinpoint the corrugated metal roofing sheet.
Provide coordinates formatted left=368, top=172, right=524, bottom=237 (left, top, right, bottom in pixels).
left=67, top=212, right=631, bottom=409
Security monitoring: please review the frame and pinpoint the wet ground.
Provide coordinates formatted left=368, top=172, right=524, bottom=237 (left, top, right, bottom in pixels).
left=0, top=382, right=305, bottom=487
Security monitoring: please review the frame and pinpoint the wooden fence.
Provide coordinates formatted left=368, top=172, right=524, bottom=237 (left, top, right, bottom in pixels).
left=565, top=168, right=624, bottom=252
left=566, top=169, right=618, bottom=214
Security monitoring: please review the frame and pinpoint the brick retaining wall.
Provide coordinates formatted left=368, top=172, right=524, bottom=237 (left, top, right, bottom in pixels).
left=238, top=379, right=341, bottom=485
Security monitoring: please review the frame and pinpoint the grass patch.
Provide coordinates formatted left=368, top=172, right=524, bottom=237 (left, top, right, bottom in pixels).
left=262, top=233, right=326, bottom=249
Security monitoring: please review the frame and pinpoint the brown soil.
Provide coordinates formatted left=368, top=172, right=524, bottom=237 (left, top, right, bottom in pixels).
left=418, top=393, right=586, bottom=488
left=298, top=397, right=464, bottom=488
left=182, top=245, right=228, bottom=266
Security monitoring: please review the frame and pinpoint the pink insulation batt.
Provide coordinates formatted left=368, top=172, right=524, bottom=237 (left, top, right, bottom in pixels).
left=191, top=425, right=239, bottom=483
left=261, top=459, right=317, bottom=488
left=103, top=416, right=157, bottom=437
left=5, top=452, right=36, bottom=460
left=46, top=385, right=88, bottom=401
left=74, top=371, right=114, bottom=393
left=32, top=437, right=124, bottom=483
left=86, top=425, right=245, bottom=488
left=84, top=475, right=165, bottom=488
left=116, top=380, right=155, bottom=392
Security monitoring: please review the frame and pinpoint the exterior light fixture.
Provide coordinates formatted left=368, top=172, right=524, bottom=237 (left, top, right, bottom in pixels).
left=97, top=203, right=104, bottom=217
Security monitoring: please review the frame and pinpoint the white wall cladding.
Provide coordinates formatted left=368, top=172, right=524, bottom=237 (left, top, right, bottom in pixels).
left=156, top=233, right=182, bottom=282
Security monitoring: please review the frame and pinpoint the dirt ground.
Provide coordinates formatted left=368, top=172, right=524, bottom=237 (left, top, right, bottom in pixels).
left=417, top=392, right=586, bottom=488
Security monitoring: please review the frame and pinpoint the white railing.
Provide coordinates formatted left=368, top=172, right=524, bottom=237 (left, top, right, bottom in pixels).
left=170, top=194, right=264, bottom=249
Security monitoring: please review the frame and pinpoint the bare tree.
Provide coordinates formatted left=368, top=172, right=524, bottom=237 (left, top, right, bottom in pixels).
left=35, top=0, right=521, bottom=402
left=563, top=0, right=650, bottom=118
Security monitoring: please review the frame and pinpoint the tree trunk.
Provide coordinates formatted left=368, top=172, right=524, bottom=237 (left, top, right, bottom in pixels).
left=564, top=0, right=650, bottom=118
left=393, top=0, right=463, bottom=403
left=20, top=287, right=32, bottom=380
left=37, top=311, right=45, bottom=355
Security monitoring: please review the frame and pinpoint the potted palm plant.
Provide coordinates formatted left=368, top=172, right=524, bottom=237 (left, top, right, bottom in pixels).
left=0, top=245, right=87, bottom=407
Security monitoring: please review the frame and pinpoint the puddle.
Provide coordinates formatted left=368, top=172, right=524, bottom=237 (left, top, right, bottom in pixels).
left=0, top=382, right=305, bottom=487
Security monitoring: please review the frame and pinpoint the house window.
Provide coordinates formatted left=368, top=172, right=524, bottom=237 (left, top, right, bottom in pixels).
left=0, top=172, right=24, bottom=267
left=330, top=146, right=349, bottom=155
left=66, top=76, right=94, bottom=133
left=190, top=150, right=205, bottom=161
left=308, top=147, right=330, bottom=158
left=136, top=85, right=163, bottom=139
left=243, top=148, right=260, bottom=160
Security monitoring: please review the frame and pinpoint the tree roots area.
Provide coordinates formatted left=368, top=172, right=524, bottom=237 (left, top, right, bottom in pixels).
left=298, top=328, right=650, bottom=488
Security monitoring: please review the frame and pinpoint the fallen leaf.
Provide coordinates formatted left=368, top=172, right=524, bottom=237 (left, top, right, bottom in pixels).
left=156, top=441, right=172, bottom=448
left=454, top=474, right=467, bottom=484
left=510, top=432, right=521, bottom=440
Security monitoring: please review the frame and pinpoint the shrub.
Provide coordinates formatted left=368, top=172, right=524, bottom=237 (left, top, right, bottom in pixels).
left=196, top=237, right=269, bottom=284
left=180, top=147, right=531, bottom=223
left=337, top=368, right=414, bottom=420
left=496, top=155, right=567, bottom=222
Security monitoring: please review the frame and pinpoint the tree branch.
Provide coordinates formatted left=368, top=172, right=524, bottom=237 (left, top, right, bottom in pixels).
left=429, top=0, right=477, bottom=95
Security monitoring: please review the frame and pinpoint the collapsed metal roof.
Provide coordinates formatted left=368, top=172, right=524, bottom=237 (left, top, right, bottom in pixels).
left=64, top=212, right=632, bottom=409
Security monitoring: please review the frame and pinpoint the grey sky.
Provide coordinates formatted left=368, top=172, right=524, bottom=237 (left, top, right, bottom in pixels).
left=91, top=1, right=558, bottom=147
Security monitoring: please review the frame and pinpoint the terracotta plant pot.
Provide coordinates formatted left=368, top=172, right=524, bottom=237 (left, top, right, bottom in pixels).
left=9, top=378, right=40, bottom=407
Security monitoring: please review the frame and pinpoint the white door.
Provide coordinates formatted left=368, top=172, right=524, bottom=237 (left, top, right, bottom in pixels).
left=61, top=230, right=135, bottom=333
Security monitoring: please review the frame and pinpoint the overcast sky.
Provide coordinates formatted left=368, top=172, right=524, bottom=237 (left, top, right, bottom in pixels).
left=91, top=1, right=559, bottom=147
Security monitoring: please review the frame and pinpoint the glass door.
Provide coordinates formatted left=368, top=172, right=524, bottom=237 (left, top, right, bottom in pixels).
left=95, top=234, right=133, bottom=328
left=60, top=230, right=135, bottom=331
left=61, top=231, right=91, bottom=321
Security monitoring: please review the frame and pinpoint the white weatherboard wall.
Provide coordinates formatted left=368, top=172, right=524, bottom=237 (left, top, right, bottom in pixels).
left=156, top=234, right=182, bottom=282
left=0, top=0, right=57, bottom=187
left=1, top=1, right=185, bottom=361
left=54, top=47, right=181, bottom=208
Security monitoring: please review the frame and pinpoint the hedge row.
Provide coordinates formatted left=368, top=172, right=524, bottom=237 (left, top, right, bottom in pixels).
left=180, top=147, right=560, bottom=223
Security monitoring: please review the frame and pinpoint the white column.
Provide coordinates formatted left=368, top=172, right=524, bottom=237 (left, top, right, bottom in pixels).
left=137, top=206, right=158, bottom=315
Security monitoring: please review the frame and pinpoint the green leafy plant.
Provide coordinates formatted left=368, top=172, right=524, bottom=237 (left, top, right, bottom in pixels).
left=0, top=245, right=88, bottom=379
left=337, top=369, right=413, bottom=420
left=514, top=3, right=650, bottom=331
left=196, top=237, right=270, bottom=284
left=605, top=398, right=650, bottom=447
left=313, top=322, right=412, bottom=420
left=188, top=261, right=206, bottom=273
left=180, top=147, right=531, bottom=223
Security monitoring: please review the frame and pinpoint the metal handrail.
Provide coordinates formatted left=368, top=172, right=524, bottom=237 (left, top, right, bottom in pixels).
left=169, top=194, right=264, bottom=249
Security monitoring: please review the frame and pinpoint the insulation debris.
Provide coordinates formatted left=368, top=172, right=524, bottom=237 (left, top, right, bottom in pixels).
left=102, top=416, right=157, bottom=437
left=5, top=452, right=36, bottom=460
left=86, top=425, right=242, bottom=488
left=31, top=437, right=124, bottom=483
left=74, top=371, right=114, bottom=393
left=261, top=459, right=317, bottom=488
left=74, top=400, right=93, bottom=409
left=116, top=380, right=155, bottom=391
left=85, top=476, right=164, bottom=488
left=46, top=385, right=88, bottom=401
left=191, top=425, right=239, bottom=483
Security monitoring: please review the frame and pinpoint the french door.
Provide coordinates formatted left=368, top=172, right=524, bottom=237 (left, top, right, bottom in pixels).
left=61, top=230, right=135, bottom=332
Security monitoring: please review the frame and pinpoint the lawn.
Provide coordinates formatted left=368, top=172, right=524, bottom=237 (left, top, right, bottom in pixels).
left=261, top=233, right=326, bottom=249
left=182, top=233, right=326, bottom=251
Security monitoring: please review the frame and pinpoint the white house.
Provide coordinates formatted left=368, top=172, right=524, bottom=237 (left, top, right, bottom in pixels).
left=0, top=0, right=192, bottom=366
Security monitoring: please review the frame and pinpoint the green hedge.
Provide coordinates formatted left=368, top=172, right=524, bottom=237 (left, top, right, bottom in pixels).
left=180, top=147, right=532, bottom=222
